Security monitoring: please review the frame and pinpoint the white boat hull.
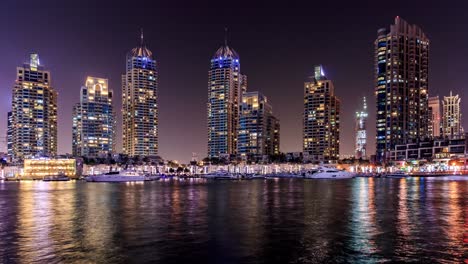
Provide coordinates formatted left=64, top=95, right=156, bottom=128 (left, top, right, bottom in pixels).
left=305, top=171, right=355, bottom=179
left=86, top=175, right=160, bottom=182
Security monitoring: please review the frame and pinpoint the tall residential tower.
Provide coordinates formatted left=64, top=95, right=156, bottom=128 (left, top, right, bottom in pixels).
left=375, top=17, right=429, bottom=162
left=122, top=31, right=158, bottom=156
left=442, top=91, right=463, bottom=139
left=303, top=65, right=340, bottom=163
left=72, top=77, right=116, bottom=158
left=238, top=91, right=280, bottom=160
left=355, top=97, right=368, bottom=159
left=11, top=54, right=57, bottom=160
left=207, top=36, right=245, bottom=158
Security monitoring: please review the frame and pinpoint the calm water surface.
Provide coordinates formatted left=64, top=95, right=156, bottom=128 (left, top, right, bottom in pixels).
left=0, top=178, right=467, bottom=263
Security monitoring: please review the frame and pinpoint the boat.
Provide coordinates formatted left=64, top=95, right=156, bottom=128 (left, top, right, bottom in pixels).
left=384, top=170, right=409, bottom=178
left=86, top=170, right=160, bottom=182
left=304, top=167, right=355, bottom=179
left=43, top=175, right=70, bottom=181
left=245, top=173, right=265, bottom=180
left=204, top=171, right=239, bottom=180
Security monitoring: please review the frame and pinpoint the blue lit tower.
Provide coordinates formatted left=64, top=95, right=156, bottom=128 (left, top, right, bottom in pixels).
left=207, top=32, right=245, bottom=159
left=122, top=30, right=158, bottom=156
left=375, top=17, right=429, bottom=162
left=355, top=97, right=368, bottom=159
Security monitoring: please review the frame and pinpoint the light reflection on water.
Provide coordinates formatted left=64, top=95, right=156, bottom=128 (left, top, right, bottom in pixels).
left=0, top=178, right=467, bottom=263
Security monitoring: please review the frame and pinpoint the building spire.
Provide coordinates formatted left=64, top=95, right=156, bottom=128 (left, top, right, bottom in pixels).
left=224, top=27, right=228, bottom=46
left=140, top=28, right=144, bottom=46
left=363, top=96, right=367, bottom=110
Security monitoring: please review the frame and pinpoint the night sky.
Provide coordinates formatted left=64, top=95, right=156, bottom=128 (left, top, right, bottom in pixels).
left=0, top=0, right=467, bottom=162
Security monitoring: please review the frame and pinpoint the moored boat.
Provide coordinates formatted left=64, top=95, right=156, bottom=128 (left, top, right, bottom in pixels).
left=384, top=170, right=409, bottom=178
left=86, top=170, right=160, bottom=182
left=304, top=167, right=355, bottom=179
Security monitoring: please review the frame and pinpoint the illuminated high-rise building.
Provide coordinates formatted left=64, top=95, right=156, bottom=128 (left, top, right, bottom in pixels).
left=207, top=34, right=245, bottom=158
left=355, top=97, right=368, bottom=159
left=375, top=17, right=430, bottom=162
left=303, top=65, right=340, bottom=162
left=442, top=91, right=463, bottom=139
left=122, top=31, right=158, bottom=156
left=238, top=91, right=280, bottom=159
left=72, top=77, right=116, bottom=158
left=428, top=96, right=441, bottom=138
left=7, top=111, right=13, bottom=158
left=11, top=53, right=57, bottom=160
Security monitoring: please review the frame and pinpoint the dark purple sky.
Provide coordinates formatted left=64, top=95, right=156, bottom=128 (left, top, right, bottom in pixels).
left=0, top=0, right=467, bottom=162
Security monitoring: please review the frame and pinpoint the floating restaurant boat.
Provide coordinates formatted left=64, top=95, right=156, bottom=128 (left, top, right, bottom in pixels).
left=304, top=167, right=355, bottom=179
left=86, top=170, right=160, bottom=182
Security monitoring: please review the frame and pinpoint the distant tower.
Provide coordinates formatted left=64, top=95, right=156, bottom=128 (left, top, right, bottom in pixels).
left=428, top=96, right=441, bottom=138
left=11, top=53, right=58, bottom=160
left=375, top=17, right=430, bottom=162
left=355, top=97, right=368, bottom=159
left=72, top=77, right=116, bottom=158
left=442, top=91, right=463, bottom=139
left=122, top=30, right=159, bottom=156
left=303, top=65, right=340, bottom=163
left=207, top=29, right=245, bottom=158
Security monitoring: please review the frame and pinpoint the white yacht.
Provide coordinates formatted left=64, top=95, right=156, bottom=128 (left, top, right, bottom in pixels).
left=384, top=170, right=409, bottom=178
left=304, top=167, right=355, bottom=179
left=86, top=170, right=160, bottom=182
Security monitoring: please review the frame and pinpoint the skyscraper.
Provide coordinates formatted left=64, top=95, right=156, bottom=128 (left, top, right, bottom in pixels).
left=207, top=35, right=245, bottom=158
left=428, top=96, right=441, bottom=138
left=375, top=17, right=430, bottom=162
left=442, top=91, right=463, bottom=139
left=355, top=97, right=368, bottom=159
left=72, top=77, right=116, bottom=158
left=122, top=31, right=158, bottom=156
left=11, top=53, right=57, bottom=160
left=303, top=65, right=340, bottom=163
left=7, top=111, right=12, bottom=158
left=238, top=91, right=280, bottom=159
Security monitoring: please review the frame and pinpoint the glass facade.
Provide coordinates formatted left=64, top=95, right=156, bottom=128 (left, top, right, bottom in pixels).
left=22, top=158, right=76, bottom=179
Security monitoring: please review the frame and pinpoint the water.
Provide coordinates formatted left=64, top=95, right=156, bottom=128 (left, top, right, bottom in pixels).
left=0, top=178, right=467, bottom=263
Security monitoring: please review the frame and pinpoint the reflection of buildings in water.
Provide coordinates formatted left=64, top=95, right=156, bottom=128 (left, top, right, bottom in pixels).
left=82, top=184, right=118, bottom=258
left=349, top=178, right=378, bottom=256
left=301, top=180, right=350, bottom=261
left=397, top=179, right=410, bottom=236
left=445, top=181, right=464, bottom=251
left=17, top=182, right=54, bottom=262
